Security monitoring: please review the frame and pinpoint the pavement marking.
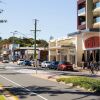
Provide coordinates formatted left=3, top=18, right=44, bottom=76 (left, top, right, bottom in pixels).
left=0, top=75, right=48, bottom=100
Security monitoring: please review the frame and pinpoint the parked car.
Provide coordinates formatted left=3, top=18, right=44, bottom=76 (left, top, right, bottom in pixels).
left=41, top=61, right=51, bottom=68
left=17, top=59, right=24, bottom=65
left=22, top=60, right=32, bottom=66
left=48, top=61, right=59, bottom=69
left=31, top=60, right=41, bottom=67
left=57, top=61, right=73, bottom=71
left=2, top=59, right=9, bottom=63
left=30, top=60, right=35, bottom=66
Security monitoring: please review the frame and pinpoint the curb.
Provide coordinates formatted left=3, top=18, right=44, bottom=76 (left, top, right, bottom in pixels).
left=32, top=73, right=58, bottom=82
left=32, top=73, right=72, bottom=83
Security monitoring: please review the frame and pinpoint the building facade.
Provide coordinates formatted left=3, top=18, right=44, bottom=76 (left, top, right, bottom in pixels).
left=77, top=0, right=100, bottom=30
left=14, top=47, right=48, bottom=61
left=77, top=0, right=100, bottom=65
left=49, top=0, right=100, bottom=67
left=49, top=37, right=76, bottom=65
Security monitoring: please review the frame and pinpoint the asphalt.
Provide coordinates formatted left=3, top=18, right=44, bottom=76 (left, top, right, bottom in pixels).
left=32, top=68, right=100, bottom=82
left=0, top=62, right=100, bottom=100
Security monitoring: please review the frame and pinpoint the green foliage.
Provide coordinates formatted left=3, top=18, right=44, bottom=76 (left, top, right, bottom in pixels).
left=0, top=95, right=6, bottom=100
left=0, top=37, right=2, bottom=41
left=0, top=37, right=48, bottom=48
left=57, top=76, right=100, bottom=93
left=37, top=39, right=48, bottom=47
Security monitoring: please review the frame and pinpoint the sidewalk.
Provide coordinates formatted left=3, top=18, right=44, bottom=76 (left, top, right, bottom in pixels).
left=32, top=67, right=100, bottom=82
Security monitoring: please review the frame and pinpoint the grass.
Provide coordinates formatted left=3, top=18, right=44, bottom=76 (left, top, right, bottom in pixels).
left=56, top=76, right=100, bottom=93
left=0, top=95, right=6, bottom=100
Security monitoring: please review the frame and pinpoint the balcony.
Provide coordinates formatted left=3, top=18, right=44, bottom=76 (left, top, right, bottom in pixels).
left=93, top=17, right=100, bottom=28
left=78, top=7, right=85, bottom=16
left=93, top=2, right=100, bottom=15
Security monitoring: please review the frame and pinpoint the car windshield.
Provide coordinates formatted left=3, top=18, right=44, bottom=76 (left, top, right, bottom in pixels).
left=25, top=60, right=30, bottom=62
left=55, top=61, right=59, bottom=64
left=46, top=61, right=51, bottom=63
left=52, top=61, right=59, bottom=65
left=19, top=59, right=24, bottom=61
left=59, top=61, right=71, bottom=64
left=20, top=60, right=24, bottom=61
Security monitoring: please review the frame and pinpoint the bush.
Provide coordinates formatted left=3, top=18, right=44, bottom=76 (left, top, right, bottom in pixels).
left=56, top=76, right=100, bottom=92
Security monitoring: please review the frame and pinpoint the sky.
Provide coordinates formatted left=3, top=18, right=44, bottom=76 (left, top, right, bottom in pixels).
left=0, top=0, right=77, bottom=41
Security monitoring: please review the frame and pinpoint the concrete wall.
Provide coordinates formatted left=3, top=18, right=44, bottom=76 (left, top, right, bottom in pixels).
left=86, top=0, right=93, bottom=29
left=76, top=34, right=84, bottom=67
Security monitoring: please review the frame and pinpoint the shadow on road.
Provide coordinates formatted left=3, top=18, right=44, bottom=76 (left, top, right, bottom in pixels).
left=2, top=85, right=99, bottom=100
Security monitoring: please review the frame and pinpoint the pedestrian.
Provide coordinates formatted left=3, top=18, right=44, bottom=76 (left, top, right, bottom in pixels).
left=90, top=61, right=94, bottom=74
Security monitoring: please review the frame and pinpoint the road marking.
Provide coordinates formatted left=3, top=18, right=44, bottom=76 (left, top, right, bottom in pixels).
left=0, top=75, right=48, bottom=100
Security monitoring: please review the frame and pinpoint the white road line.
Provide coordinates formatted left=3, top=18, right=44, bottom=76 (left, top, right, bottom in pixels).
left=0, top=75, right=48, bottom=100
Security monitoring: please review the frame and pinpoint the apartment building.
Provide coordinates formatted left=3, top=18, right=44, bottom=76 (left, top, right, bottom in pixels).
left=49, top=0, right=100, bottom=67
left=77, top=0, right=100, bottom=63
left=77, top=0, right=100, bottom=29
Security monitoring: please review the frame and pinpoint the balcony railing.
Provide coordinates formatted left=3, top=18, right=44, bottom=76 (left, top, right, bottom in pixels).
left=78, top=7, right=85, bottom=15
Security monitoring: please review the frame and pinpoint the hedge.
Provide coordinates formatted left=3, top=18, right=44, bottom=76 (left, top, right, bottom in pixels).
left=57, top=76, right=100, bottom=93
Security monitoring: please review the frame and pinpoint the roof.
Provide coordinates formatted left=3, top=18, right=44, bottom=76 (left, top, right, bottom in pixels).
left=68, top=28, right=100, bottom=36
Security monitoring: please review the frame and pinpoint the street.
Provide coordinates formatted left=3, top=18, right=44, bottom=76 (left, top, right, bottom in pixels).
left=0, top=63, right=100, bottom=100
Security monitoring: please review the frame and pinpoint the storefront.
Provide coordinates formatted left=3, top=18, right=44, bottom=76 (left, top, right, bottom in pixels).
left=82, top=29, right=100, bottom=66
left=49, top=37, right=76, bottom=65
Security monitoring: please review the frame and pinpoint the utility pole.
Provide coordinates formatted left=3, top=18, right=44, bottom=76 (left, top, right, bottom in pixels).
left=10, top=31, right=17, bottom=62
left=31, top=19, right=40, bottom=74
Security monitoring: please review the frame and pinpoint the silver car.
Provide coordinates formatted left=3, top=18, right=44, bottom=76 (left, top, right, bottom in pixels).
left=41, top=61, right=51, bottom=68
left=17, top=59, right=24, bottom=65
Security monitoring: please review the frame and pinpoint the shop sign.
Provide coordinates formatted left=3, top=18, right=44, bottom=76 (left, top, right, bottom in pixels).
left=85, top=36, right=100, bottom=48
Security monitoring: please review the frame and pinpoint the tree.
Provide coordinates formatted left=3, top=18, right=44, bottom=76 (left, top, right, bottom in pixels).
left=37, top=39, right=48, bottom=47
left=0, top=37, right=48, bottom=48
left=0, top=37, right=2, bottom=41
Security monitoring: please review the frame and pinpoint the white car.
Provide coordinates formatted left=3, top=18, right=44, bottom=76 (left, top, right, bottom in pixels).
left=17, top=59, right=24, bottom=65
left=2, top=59, right=9, bottom=63
left=41, top=61, right=51, bottom=68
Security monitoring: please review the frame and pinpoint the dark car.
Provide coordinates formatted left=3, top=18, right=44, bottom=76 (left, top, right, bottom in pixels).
left=22, top=60, right=32, bottom=66
left=48, top=61, right=59, bottom=69
left=57, top=61, right=73, bottom=71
